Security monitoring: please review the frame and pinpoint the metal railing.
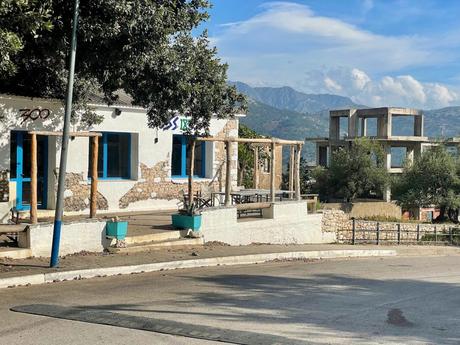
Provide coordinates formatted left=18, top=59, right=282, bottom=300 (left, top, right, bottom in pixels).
left=346, top=218, right=460, bottom=245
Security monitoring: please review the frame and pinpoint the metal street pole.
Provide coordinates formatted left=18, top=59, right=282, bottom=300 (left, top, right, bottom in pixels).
left=50, top=0, right=80, bottom=267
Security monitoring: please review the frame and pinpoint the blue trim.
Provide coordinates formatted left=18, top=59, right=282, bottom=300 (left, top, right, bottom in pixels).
left=102, top=133, right=108, bottom=178
left=181, top=135, right=187, bottom=177
left=171, top=134, right=206, bottom=178
left=42, top=137, right=48, bottom=209
left=11, top=131, right=48, bottom=210
left=50, top=219, right=62, bottom=267
left=93, top=132, right=132, bottom=180
left=16, top=131, right=24, bottom=210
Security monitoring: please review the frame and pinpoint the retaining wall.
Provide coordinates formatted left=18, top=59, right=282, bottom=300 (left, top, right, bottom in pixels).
left=200, top=201, right=335, bottom=246
left=18, top=220, right=109, bottom=257
left=322, top=209, right=451, bottom=243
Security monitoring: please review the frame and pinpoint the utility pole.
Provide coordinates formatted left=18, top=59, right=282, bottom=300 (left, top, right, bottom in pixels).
left=50, top=0, right=80, bottom=267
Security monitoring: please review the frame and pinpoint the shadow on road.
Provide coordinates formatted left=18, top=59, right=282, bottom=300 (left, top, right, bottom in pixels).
left=80, top=271, right=460, bottom=344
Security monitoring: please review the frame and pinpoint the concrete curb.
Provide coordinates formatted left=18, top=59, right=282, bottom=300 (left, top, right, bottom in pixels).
left=0, top=249, right=396, bottom=289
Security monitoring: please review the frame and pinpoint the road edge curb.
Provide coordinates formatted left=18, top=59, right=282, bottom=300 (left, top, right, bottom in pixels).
left=0, top=249, right=396, bottom=289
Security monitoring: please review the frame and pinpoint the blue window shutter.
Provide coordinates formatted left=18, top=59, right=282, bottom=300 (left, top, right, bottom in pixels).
left=201, top=141, right=206, bottom=178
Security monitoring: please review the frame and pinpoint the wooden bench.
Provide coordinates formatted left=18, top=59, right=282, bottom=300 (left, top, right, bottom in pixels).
left=235, top=202, right=271, bottom=218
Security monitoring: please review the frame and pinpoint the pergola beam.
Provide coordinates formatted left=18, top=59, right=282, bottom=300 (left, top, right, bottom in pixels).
left=196, top=137, right=303, bottom=145
left=28, top=131, right=102, bottom=137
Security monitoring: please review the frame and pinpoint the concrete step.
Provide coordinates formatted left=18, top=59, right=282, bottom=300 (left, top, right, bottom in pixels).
left=0, top=224, right=28, bottom=234
left=124, top=230, right=186, bottom=245
left=0, top=247, right=32, bottom=259
left=111, top=237, right=204, bottom=254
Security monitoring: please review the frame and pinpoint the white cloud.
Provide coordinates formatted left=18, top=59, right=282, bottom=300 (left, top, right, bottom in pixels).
left=311, top=67, right=458, bottom=109
left=214, top=1, right=443, bottom=78
left=212, top=1, right=460, bottom=109
left=324, top=77, right=342, bottom=92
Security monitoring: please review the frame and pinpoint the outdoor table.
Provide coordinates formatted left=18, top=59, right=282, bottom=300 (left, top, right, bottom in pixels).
left=211, top=189, right=295, bottom=206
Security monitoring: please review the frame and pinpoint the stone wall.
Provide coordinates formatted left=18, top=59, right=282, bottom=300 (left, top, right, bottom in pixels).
left=119, top=161, right=218, bottom=209
left=322, top=209, right=452, bottom=243
left=322, top=201, right=402, bottom=220
left=63, top=173, right=108, bottom=212
left=0, top=170, right=8, bottom=202
left=118, top=119, right=237, bottom=209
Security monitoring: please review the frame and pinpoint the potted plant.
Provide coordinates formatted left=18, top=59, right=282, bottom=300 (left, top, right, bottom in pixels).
left=106, top=216, right=128, bottom=240
left=171, top=201, right=202, bottom=231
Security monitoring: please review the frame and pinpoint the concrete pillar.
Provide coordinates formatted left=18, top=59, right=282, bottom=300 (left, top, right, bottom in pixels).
left=414, top=115, right=424, bottom=137
left=384, top=186, right=391, bottom=202
left=406, top=146, right=415, bottom=166
left=387, top=111, right=392, bottom=138
left=360, top=117, right=367, bottom=137
left=384, top=144, right=392, bottom=171
left=329, top=117, right=340, bottom=140
left=348, top=110, right=358, bottom=138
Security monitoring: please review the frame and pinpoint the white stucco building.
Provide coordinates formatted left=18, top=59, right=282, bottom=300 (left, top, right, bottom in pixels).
left=0, top=94, right=240, bottom=222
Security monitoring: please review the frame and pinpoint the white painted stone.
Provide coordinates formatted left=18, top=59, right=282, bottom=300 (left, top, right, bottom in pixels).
left=63, top=190, right=73, bottom=198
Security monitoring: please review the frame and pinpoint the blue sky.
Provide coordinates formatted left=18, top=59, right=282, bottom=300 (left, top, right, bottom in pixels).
left=203, top=0, right=460, bottom=109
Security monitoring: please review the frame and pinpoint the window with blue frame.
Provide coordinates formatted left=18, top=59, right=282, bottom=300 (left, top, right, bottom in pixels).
left=88, top=132, right=131, bottom=179
left=171, top=135, right=206, bottom=178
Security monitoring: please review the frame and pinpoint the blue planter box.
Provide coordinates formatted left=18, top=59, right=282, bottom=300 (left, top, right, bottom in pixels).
left=106, top=221, right=128, bottom=240
left=171, top=214, right=202, bottom=231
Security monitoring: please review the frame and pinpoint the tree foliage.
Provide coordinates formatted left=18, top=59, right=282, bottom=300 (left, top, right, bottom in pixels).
left=0, top=0, right=53, bottom=77
left=0, top=0, right=246, bottom=130
left=393, top=145, right=460, bottom=222
left=237, top=124, right=264, bottom=188
left=312, top=138, right=390, bottom=201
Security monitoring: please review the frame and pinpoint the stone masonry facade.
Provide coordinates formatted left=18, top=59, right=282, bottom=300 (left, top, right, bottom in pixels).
left=322, top=209, right=452, bottom=243
left=63, top=173, right=108, bottom=212
left=0, top=170, right=9, bottom=202
left=119, top=119, right=238, bottom=209
left=118, top=161, right=219, bottom=209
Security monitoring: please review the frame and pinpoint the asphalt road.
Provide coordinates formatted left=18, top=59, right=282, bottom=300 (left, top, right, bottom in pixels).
left=1, top=255, right=460, bottom=344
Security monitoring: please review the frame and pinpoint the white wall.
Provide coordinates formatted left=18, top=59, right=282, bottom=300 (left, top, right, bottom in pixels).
left=200, top=201, right=336, bottom=245
left=18, top=220, right=109, bottom=257
left=0, top=94, right=239, bottom=218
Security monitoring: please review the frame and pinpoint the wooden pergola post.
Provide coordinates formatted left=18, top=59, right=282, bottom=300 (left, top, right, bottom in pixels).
left=30, top=133, right=38, bottom=224
left=253, top=146, right=259, bottom=189
left=289, top=145, right=295, bottom=199
left=90, top=136, right=99, bottom=218
left=224, top=140, right=232, bottom=206
left=188, top=138, right=196, bottom=207
left=270, top=141, right=276, bottom=203
left=295, top=144, right=302, bottom=201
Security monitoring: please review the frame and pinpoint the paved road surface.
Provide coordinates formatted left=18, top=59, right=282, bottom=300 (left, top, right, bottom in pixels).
left=1, top=255, right=460, bottom=344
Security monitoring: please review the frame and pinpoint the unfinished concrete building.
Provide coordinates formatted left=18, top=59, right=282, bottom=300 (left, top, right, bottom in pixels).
left=307, top=107, right=432, bottom=201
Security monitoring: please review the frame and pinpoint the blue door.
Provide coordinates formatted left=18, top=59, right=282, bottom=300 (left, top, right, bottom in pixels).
left=10, top=131, right=48, bottom=210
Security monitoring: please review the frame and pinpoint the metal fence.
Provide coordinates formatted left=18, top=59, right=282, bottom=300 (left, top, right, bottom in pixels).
left=346, top=219, right=460, bottom=245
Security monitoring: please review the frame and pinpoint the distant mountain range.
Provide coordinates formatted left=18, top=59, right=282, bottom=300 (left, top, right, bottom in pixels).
left=233, top=81, right=460, bottom=162
left=231, top=81, right=362, bottom=114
